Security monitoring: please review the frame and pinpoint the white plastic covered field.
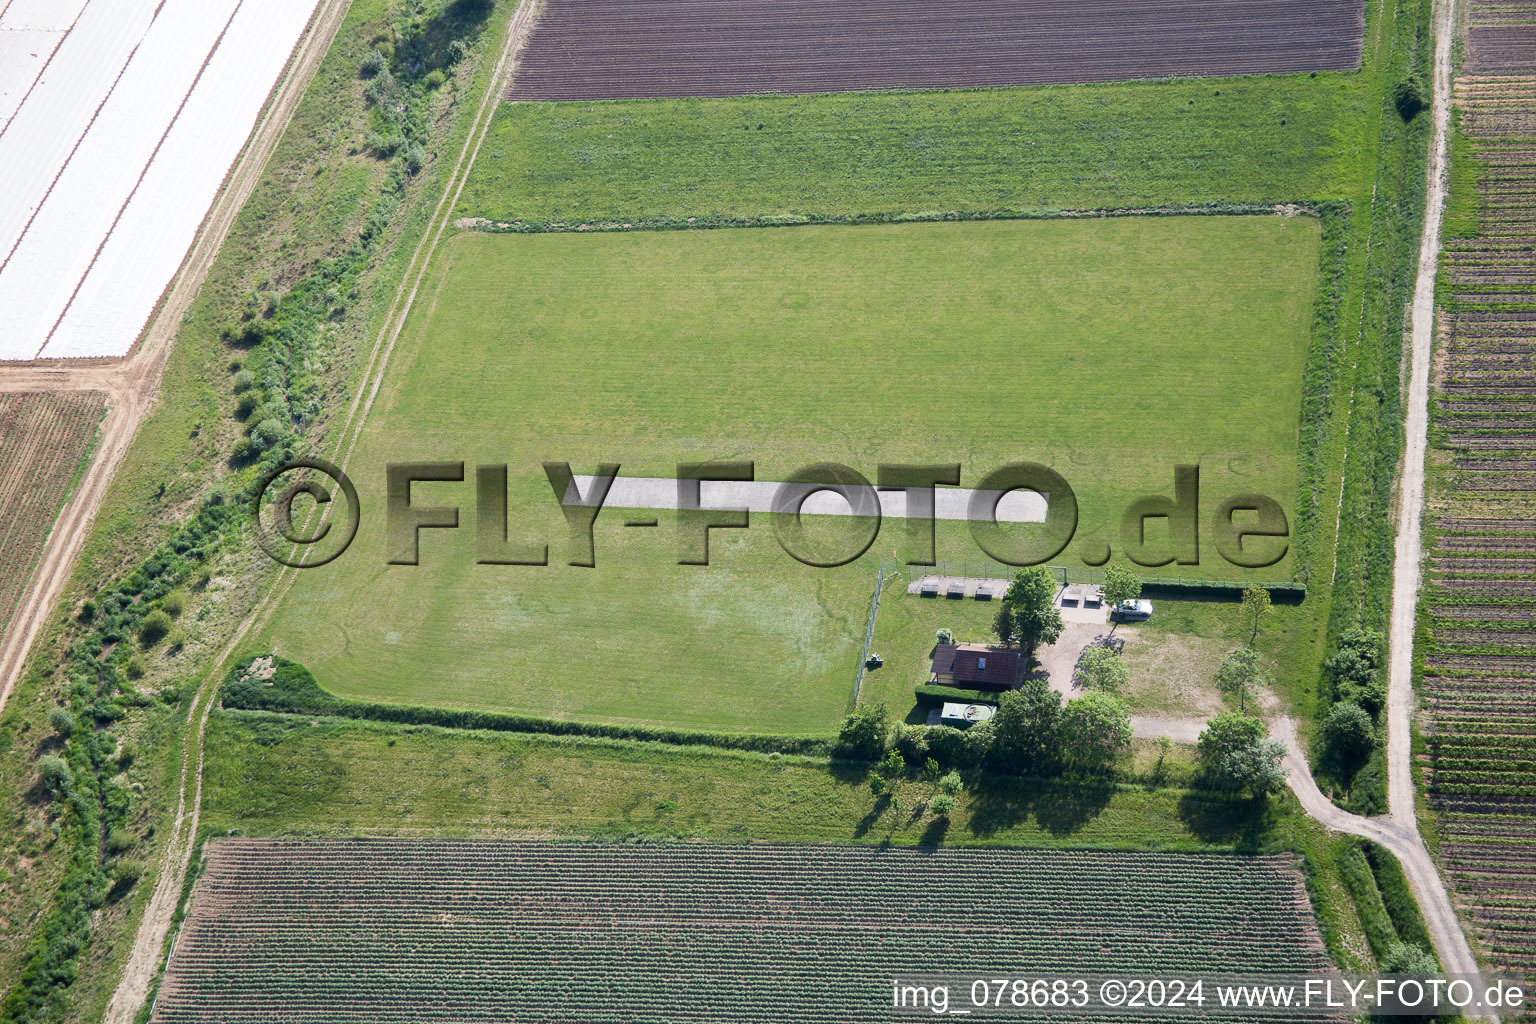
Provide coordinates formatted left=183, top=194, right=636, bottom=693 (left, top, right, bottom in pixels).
left=0, top=0, right=319, bottom=361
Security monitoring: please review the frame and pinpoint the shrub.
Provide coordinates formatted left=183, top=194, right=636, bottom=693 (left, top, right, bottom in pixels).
left=938, top=771, right=963, bottom=796
left=251, top=418, right=287, bottom=450
left=47, top=707, right=75, bottom=738
left=891, top=723, right=929, bottom=766
left=403, top=143, right=427, bottom=175
left=1323, top=701, right=1375, bottom=760
left=364, top=68, right=396, bottom=106
left=235, top=391, right=259, bottom=419
left=424, top=69, right=446, bottom=90
left=359, top=48, right=388, bottom=78
left=365, top=130, right=403, bottom=156
left=139, top=610, right=173, bottom=647
left=935, top=627, right=953, bottom=646
left=233, top=369, right=257, bottom=393
left=1393, top=76, right=1427, bottom=121
left=836, top=703, right=889, bottom=760
left=929, top=794, right=956, bottom=818
left=38, top=755, right=73, bottom=794
left=160, top=591, right=185, bottom=617
left=77, top=599, right=96, bottom=623
left=105, top=828, right=135, bottom=855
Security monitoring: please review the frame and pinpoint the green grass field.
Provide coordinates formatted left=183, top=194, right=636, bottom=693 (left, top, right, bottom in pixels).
left=457, top=75, right=1372, bottom=225
left=259, top=215, right=1319, bottom=734
left=204, top=713, right=1283, bottom=847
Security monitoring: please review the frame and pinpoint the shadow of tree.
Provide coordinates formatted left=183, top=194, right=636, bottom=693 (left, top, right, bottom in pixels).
left=963, top=776, right=1116, bottom=839
left=1175, top=788, right=1278, bottom=852
left=853, top=793, right=891, bottom=838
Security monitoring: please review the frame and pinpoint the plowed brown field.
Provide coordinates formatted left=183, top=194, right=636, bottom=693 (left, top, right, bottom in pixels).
left=507, top=0, right=1364, bottom=101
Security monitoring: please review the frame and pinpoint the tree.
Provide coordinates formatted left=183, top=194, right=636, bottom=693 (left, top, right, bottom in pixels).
left=988, top=677, right=1061, bottom=774
left=1214, top=647, right=1265, bottom=712
left=47, top=707, right=75, bottom=738
left=1004, top=566, right=1063, bottom=675
left=1058, top=692, right=1132, bottom=774
left=935, top=627, right=954, bottom=646
left=1152, top=734, right=1175, bottom=783
left=921, top=758, right=943, bottom=786
left=1198, top=712, right=1285, bottom=795
left=1241, top=585, right=1272, bottom=645
left=1323, top=701, right=1376, bottom=761
left=1215, top=740, right=1287, bottom=796
left=881, top=750, right=905, bottom=781
left=1075, top=645, right=1127, bottom=692
left=938, top=771, right=963, bottom=796
left=929, top=794, right=957, bottom=819
left=1100, top=565, right=1142, bottom=633
left=139, top=609, right=173, bottom=647
left=836, top=703, right=889, bottom=760
left=1197, top=711, right=1266, bottom=763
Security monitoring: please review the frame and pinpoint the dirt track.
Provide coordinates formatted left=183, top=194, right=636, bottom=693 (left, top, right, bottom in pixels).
left=101, top=3, right=543, bottom=1020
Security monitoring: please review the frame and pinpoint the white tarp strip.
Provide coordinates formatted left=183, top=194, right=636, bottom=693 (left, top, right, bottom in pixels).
left=0, top=0, right=159, bottom=274
left=0, top=0, right=242, bottom=358
left=0, top=0, right=90, bottom=32
left=564, top=475, right=1050, bottom=522
left=40, top=0, right=319, bottom=359
left=0, top=26, right=69, bottom=131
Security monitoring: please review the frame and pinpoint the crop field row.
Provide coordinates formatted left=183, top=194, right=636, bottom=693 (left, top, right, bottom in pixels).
left=1424, top=0, right=1536, bottom=977
left=153, top=839, right=1341, bottom=1023
left=0, top=390, right=104, bottom=644
left=506, top=0, right=1363, bottom=101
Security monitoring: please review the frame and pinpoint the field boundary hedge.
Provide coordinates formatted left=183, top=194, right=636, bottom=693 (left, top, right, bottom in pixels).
left=221, top=656, right=834, bottom=755
left=463, top=201, right=1314, bottom=235
left=913, top=684, right=1002, bottom=708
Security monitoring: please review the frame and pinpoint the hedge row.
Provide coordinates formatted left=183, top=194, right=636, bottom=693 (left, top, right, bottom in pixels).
left=1140, top=579, right=1307, bottom=604
left=220, top=656, right=832, bottom=757
left=913, top=685, right=1004, bottom=708
left=471, top=202, right=1305, bottom=236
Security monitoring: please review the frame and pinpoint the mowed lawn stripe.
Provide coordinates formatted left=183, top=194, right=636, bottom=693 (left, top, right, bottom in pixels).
left=260, top=216, right=1318, bottom=735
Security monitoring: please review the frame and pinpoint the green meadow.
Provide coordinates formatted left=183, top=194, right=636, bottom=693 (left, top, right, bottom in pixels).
left=257, top=215, right=1319, bottom=734
left=458, top=74, right=1372, bottom=225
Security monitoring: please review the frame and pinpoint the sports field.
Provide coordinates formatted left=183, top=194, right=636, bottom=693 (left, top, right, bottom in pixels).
left=259, top=215, right=1318, bottom=734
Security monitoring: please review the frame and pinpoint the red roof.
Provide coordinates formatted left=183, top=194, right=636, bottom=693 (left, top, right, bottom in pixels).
left=931, top=643, right=1020, bottom=689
